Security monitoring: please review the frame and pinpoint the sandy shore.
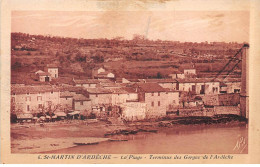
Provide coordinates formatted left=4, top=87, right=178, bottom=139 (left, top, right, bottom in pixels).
left=11, top=119, right=247, bottom=153
left=11, top=120, right=126, bottom=153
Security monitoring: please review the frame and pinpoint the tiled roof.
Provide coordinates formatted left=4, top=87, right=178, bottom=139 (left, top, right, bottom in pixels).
left=145, top=78, right=178, bottom=83
left=37, top=72, right=51, bottom=76
left=99, top=82, right=118, bottom=87
left=108, top=88, right=130, bottom=94
left=135, top=83, right=167, bottom=92
left=86, top=88, right=112, bottom=94
left=47, top=64, right=59, bottom=68
left=176, top=78, right=219, bottom=83
left=125, top=78, right=140, bottom=82
left=11, top=85, right=60, bottom=94
left=73, top=94, right=90, bottom=101
left=121, top=86, right=137, bottom=93
left=73, top=79, right=99, bottom=84
left=60, top=91, right=75, bottom=97
left=97, top=72, right=114, bottom=77
left=222, top=78, right=241, bottom=82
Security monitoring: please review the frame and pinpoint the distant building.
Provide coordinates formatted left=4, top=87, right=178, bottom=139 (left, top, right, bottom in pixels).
left=133, top=83, right=179, bottom=119
left=72, top=79, right=99, bottom=88
left=72, top=94, right=91, bottom=116
left=37, top=72, right=52, bottom=82
left=169, top=71, right=185, bottom=79
left=60, top=91, right=74, bottom=110
left=11, top=85, right=60, bottom=114
left=184, top=69, right=196, bottom=76
left=176, top=78, right=220, bottom=95
left=219, top=78, right=241, bottom=94
left=92, top=67, right=115, bottom=79
left=46, top=64, right=59, bottom=78
left=96, top=71, right=115, bottom=79
left=121, top=101, right=146, bottom=121
left=144, top=79, right=178, bottom=90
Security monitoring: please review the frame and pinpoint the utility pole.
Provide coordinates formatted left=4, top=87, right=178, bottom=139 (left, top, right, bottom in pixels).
left=240, top=44, right=249, bottom=118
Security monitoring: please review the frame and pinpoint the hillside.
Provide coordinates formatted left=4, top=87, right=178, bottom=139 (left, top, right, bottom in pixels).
left=11, top=32, right=244, bottom=84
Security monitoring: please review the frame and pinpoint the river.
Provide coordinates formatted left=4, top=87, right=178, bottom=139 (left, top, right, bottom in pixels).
left=48, top=124, right=248, bottom=154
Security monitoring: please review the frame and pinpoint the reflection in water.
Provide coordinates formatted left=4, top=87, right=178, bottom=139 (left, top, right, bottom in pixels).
left=49, top=125, right=248, bottom=154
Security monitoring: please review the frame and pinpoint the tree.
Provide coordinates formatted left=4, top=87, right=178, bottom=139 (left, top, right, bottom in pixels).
left=156, top=72, right=163, bottom=79
left=132, top=34, right=146, bottom=41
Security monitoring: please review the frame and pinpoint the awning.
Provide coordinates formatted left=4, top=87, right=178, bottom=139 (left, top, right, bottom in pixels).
left=40, top=116, right=46, bottom=120
left=17, top=113, right=33, bottom=119
left=68, top=111, right=80, bottom=115
left=51, top=115, right=57, bottom=119
left=55, top=112, right=67, bottom=117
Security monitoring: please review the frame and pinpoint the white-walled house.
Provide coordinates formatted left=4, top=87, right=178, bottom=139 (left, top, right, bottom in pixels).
left=92, top=67, right=115, bottom=79
left=37, top=72, right=52, bottom=82
left=46, top=64, right=59, bottom=78
left=219, top=78, right=241, bottom=94
left=85, top=88, right=113, bottom=107
left=121, top=101, right=146, bottom=121
left=144, top=79, right=178, bottom=90
left=184, top=69, right=196, bottom=76
left=72, top=79, right=99, bottom=88
left=11, top=85, right=60, bottom=114
left=176, top=78, right=220, bottom=95
left=133, top=83, right=179, bottom=119
left=72, top=94, right=91, bottom=116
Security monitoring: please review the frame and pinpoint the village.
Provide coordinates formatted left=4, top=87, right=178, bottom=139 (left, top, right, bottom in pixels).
left=11, top=63, right=243, bottom=123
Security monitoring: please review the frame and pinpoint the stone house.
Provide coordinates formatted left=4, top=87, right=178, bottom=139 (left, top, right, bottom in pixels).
left=37, top=72, right=52, bottom=82
left=46, top=64, right=59, bottom=79
left=72, top=79, right=99, bottom=88
left=92, top=67, right=115, bottom=79
left=144, top=79, right=178, bottom=90
left=133, top=83, right=174, bottom=119
left=120, top=101, right=146, bottom=121
left=59, top=91, right=74, bottom=110
left=183, top=69, right=196, bottom=77
left=11, top=85, right=60, bottom=114
left=219, top=78, right=241, bottom=94
left=176, top=78, right=220, bottom=95
left=72, top=94, right=91, bottom=116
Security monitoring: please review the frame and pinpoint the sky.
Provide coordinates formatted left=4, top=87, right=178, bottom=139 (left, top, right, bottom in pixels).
left=11, top=11, right=249, bottom=43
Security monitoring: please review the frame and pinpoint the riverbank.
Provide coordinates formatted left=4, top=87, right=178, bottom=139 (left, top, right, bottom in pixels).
left=11, top=115, right=247, bottom=153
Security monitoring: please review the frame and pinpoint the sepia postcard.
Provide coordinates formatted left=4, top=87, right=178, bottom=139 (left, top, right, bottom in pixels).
left=1, top=0, right=260, bottom=164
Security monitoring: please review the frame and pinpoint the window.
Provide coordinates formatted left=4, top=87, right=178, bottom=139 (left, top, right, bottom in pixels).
left=158, top=92, right=160, bottom=96
left=38, top=104, right=43, bottom=108
left=158, top=101, right=160, bottom=106
left=66, top=97, right=68, bottom=100
left=80, top=101, right=84, bottom=105
left=27, top=105, right=30, bottom=111
left=151, top=92, right=154, bottom=96
left=166, top=92, right=168, bottom=94
left=234, top=89, right=240, bottom=93
left=26, top=96, right=31, bottom=101
left=37, top=96, right=42, bottom=101
left=151, top=101, right=154, bottom=107
left=27, top=92, right=30, bottom=95
left=51, top=91, right=53, bottom=94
